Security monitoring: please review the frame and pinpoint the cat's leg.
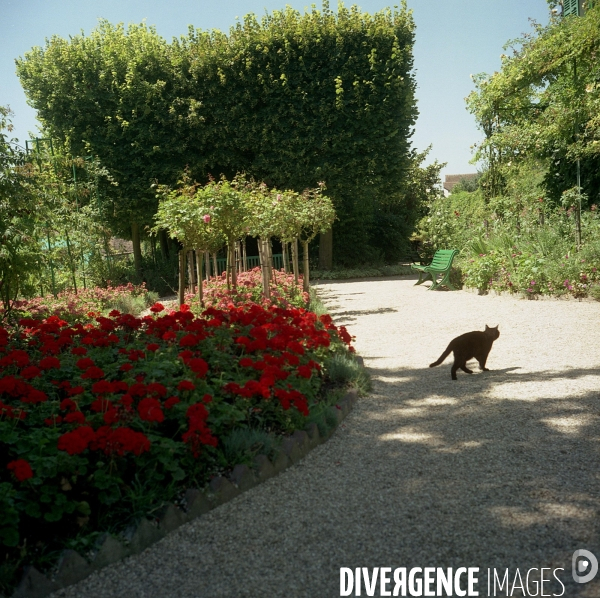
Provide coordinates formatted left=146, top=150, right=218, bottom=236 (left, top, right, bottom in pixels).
left=478, top=352, right=490, bottom=371
left=461, top=363, right=474, bottom=374
left=451, top=362, right=459, bottom=380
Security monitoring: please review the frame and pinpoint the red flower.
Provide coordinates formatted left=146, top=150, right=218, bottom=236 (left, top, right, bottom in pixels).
left=178, top=380, right=195, bottom=391
left=188, top=357, right=208, bottom=378
left=150, top=303, right=165, bottom=313
left=239, top=357, right=253, bottom=368
left=138, top=397, right=164, bottom=423
left=90, top=426, right=150, bottom=456
left=71, top=347, right=87, bottom=356
left=287, top=341, right=305, bottom=355
left=7, top=459, right=33, bottom=482
left=103, top=408, right=119, bottom=425
left=92, top=380, right=114, bottom=395
left=20, top=366, right=42, bottom=380
left=127, top=349, right=145, bottom=362
left=60, top=398, right=77, bottom=411
left=22, top=389, right=47, bottom=404
left=6, top=350, right=30, bottom=367
left=90, top=398, right=111, bottom=412
left=297, top=365, right=312, bottom=379
left=128, top=383, right=147, bottom=397
left=179, top=334, right=198, bottom=347
left=119, top=394, right=134, bottom=407
left=64, top=411, right=86, bottom=424
left=81, top=366, right=105, bottom=380
left=58, top=426, right=95, bottom=455
left=120, top=363, right=133, bottom=372
left=147, top=382, right=167, bottom=398
left=67, top=385, right=85, bottom=396
left=146, top=343, right=160, bottom=352
left=164, top=396, right=180, bottom=409
left=39, top=356, right=61, bottom=370
left=178, top=350, right=193, bottom=363
left=76, top=357, right=95, bottom=369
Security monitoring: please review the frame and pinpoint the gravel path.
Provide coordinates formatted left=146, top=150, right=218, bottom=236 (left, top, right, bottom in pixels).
left=51, top=276, right=600, bottom=597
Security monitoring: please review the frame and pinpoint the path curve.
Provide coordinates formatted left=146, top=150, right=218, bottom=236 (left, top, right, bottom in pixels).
left=51, top=276, right=600, bottom=597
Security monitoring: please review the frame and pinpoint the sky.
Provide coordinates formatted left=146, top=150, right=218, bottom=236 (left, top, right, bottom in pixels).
left=0, top=0, right=550, bottom=181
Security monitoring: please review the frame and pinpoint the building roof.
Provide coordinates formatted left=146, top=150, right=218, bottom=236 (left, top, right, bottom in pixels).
left=443, top=173, right=478, bottom=193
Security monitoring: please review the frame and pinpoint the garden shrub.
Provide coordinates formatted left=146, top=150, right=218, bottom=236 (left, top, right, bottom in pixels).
left=7, top=283, right=157, bottom=323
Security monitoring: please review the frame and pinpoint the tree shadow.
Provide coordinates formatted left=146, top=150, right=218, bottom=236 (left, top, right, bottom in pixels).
left=339, top=360, right=600, bottom=595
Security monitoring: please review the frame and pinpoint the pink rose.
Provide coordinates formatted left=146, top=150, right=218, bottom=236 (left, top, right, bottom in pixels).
left=203, top=214, right=211, bottom=223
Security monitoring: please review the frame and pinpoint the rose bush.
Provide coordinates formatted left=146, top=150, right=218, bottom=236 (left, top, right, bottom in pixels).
left=6, top=283, right=158, bottom=323
left=0, top=301, right=353, bottom=592
left=189, top=268, right=308, bottom=311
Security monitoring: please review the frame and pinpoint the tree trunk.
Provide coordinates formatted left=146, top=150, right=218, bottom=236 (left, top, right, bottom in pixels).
left=267, top=237, right=274, bottom=281
left=131, top=222, right=142, bottom=278
left=242, top=238, right=247, bottom=272
left=259, top=237, right=270, bottom=300
left=291, top=238, right=299, bottom=285
left=229, top=239, right=238, bottom=291
left=226, top=244, right=231, bottom=290
left=212, top=253, right=218, bottom=278
left=64, top=230, right=78, bottom=294
left=204, top=251, right=211, bottom=281
left=178, top=250, right=185, bottom=306
left=318, top=228, right=333, bottom=270
left=188, top=250, right=195, bottom=293
left=302, top=240, right=310, bottom=293
left=158, top=229, right=169, bottom=260
left=195, top=249, right=203, bottom=307
left=150, top=235, right=157, bottom=266
left=282, top=242, right=289, bottom=273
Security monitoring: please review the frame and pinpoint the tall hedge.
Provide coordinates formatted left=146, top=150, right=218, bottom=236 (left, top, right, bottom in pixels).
left=17, top=2, right=418, bottom=266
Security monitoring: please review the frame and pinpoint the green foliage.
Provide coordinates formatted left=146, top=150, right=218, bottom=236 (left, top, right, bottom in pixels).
left=221, top=428, right=280, bottom=465
left=324, top=353, right=371, bottom=395
left=311, top=264, right=413, bottom=280
left=466, top=4, right=600, bottom=203
left=0, top=107, right=43, bottom=308
left=370, top=147, right=446, bottom=263
left=418, top=189, right=487, bottom=255
left=17, top=2, right=418, bottom=267
left=16, top=22, right=187, bottom=238
left=460, top=210, right=600, bottom=296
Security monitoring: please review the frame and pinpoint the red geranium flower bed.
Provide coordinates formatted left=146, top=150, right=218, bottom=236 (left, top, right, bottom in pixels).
left=0, top=300, right=353, bottom=591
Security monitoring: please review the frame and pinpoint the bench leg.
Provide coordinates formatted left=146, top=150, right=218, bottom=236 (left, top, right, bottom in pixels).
left=428, top=274, right=440, bottom=290
left=428, top=271, right=455, bottom=291
left=414, top=271, right=433, bottom=286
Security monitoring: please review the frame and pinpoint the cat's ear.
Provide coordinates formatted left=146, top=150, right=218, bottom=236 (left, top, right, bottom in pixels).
left=485, top=325, right=490, bottom=330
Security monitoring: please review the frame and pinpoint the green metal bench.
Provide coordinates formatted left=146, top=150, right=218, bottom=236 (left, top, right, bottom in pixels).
left=411, top=249, right=458, bottom=290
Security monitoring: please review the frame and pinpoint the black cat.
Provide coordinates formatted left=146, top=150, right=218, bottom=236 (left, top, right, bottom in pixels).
left=429, top=325, right=500, bottom=380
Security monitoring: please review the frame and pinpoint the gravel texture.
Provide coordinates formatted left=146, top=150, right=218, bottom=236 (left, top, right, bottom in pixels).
left=50, top=276, right=600, bottom=597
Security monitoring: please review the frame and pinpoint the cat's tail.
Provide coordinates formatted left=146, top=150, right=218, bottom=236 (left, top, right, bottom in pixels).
left=429, top=345, right=452, bottom=368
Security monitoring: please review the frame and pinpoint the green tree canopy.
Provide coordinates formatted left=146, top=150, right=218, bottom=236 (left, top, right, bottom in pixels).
left=17, top=2, right=418, bottom=267
left=466, top=4, right=600, bottom=204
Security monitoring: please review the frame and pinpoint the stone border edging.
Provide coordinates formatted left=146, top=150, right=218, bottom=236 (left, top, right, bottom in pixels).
left=9, top=387, right=360, bottom=598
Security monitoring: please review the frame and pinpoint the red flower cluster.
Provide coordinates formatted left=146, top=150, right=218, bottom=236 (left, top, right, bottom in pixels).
left=182, top=398, right=217, bottom=457
left=7, top=458, right=33, bottom=481
left=1, top=297, right=353, bottom=500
